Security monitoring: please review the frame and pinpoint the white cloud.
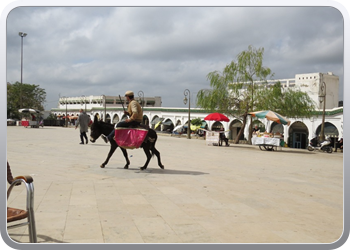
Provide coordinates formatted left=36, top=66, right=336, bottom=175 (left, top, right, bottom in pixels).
left=5, top=5, right=345, bottom=109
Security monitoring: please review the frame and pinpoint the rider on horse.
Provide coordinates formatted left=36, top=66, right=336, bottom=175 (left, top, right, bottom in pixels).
left=101, top=90, right=143, bottom=143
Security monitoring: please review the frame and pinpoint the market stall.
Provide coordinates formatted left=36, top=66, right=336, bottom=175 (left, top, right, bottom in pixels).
left=18, top=108, right=41, bottom=128
left=204, top=113, right=230, bottom=146
left=251, top=133, right=284, bottom=151
left=249, top=110, right=290, bottom=151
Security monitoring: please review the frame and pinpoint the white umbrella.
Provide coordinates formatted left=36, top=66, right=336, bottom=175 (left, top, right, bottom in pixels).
left=173, top=124, right=184, bottom=132
left=18, top=108, right=40, bottom=114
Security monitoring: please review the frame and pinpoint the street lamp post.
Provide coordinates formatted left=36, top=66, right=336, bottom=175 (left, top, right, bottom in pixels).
left=62, top=96, right=68, bottom=127
left=19, top=32, right=27, bottom=109
left=138, top=91, right=144, bottom=109
left=183, top=89, right=191, bottom=139
left=318, top=81, right=326, bottom=141
left=101, top=95, right=106, bottom=122
left=81, top=95, right=86, bottom=112
left=138, top=91, right=144, bottom=124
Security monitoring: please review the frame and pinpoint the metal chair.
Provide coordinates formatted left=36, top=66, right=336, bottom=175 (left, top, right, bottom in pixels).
left=7, top=175, right=37, bottom=243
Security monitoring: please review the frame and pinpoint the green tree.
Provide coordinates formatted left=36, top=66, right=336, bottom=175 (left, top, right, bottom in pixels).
left=197, top=46, right=316, bottom=144
left=46, top=113, right=58, bottom=120
left=197, top=45, right=273, bottom=144
left=190, top=118, right=202, bottom=126
left=7, top=81, right=46, bottom=119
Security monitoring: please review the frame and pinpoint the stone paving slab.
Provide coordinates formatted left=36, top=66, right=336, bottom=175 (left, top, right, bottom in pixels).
left=5, top=126, right=343, bottom=244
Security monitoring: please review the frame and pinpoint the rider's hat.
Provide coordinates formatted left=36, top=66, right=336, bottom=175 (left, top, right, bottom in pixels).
left=125, top=91, right=134, bottom=97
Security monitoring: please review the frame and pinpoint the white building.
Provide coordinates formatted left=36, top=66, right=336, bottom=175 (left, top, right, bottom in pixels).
left=50, top=72, right=343, bottom=149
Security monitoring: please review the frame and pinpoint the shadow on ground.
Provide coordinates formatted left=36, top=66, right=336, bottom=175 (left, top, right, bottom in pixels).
left=118, top=168, right=209, bottom=175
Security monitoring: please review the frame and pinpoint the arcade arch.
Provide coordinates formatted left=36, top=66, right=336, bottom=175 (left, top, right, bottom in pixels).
left=315, top=122, right=339, bottom=138
left=270, top=122, right=283, bottom=134
left=212, top=121, right=223, bottom=131
left=162, top=119, right=174, bottom=132
left=316, top=122, right=339, bottom=146
left=143, top=115, right=149, bottom=126
left=252, top=120, right=266, bottom=132
left=151, top=116, right=161, bottom=131
left=288, top=121, right=309, bottom=149
left=112, top=114, right=120, bottom=124
left=105, top=114, right=111, bottom=124
left=229, top=119, right=244, bottom=141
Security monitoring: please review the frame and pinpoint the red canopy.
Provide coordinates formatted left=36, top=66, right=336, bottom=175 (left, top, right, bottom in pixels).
left=204, top=113, right=229, bottom=122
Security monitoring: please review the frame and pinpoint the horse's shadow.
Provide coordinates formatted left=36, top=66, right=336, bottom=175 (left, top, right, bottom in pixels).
left=118, top=168, right=208, bottom=176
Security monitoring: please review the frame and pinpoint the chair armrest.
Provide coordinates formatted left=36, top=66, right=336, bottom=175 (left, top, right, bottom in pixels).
left=7, top=175, right=34, bottom=200
left=13, top=175, right=33, bottom=184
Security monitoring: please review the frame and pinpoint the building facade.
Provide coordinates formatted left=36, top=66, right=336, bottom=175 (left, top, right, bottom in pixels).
left=51, top=72, right=343, bottom=149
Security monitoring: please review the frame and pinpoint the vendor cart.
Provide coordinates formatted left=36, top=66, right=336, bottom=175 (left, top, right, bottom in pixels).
left=18, top=108, right=41, bottom=128
left=251, top=136, right=284, bottom=151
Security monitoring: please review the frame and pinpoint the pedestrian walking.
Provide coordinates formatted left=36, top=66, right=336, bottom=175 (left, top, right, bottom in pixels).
left=75, top=109, right=90, bottom=144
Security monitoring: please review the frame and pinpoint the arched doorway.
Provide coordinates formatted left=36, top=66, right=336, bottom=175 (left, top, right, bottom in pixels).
left=316, top=122, right=339, bottom=147
left=143, top=115, right=149, bottom=125
left=288, top=121, right=308, bottom=149
left=121, top=113, right=128, bottom=121
left=252, top=120, right=266, bottom=132
left=105, top=114, right=111, bottom=124
left=113, top=114, right=120, bottom=124
left=212, top=121, right=223, bottom=131
left=229, top=120, right=244, bottom=140
left=151, top=116, right=162, bottom=131
left=270, top=122, right=283, bottom=134
left=162, top=119, right=174, bottom=133
left=201, top=120, right=208, bottom=130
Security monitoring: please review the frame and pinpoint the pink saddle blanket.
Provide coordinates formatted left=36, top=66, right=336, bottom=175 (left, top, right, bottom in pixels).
left=114, top=127, right=148, bottom=149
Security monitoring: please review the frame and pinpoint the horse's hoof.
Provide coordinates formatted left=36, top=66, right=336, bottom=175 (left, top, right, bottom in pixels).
left=124, top=165, right=129, bottom=169
left=159, top=165, right=164, bottom=169
left=140, top=167, right=146, bottom=170
left=100, top=164, right=105, bottom=168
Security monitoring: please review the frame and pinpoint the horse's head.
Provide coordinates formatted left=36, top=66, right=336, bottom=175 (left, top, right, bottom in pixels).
left=90, top=115, right=111, bottom=143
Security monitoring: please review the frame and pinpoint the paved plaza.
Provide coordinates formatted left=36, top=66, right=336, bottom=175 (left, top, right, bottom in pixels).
left=5, top=126, right=344, bottom=245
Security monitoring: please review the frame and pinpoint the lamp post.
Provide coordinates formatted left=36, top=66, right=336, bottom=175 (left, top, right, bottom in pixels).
left=81, top=95, right=86, bottom=112
left=100, top=95, right=106, bottom=122
left=183, top=89, right=191, bottom=139
left=138, top=91, right=144, bottom=109
left=19, top=32, right=27, bottom=109
left=101, top=95, right=106, bottom=122
left=138, top=91, right=144, bottom=124
left=103, top=95, right=106, bottom=122
left=318, top=81, right=326, bottom=141
left=62, top=96, right=68, bottom=127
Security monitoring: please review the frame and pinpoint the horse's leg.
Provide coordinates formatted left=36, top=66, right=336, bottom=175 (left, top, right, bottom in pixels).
left=120, top=147, right=130, bottom=169
left=151, top=145, right=164, bottom=169
left=140, top=144, right=152, bottom=170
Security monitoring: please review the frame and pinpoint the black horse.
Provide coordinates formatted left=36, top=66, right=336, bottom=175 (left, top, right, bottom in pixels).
left=89, top=115, right=164, bottom=170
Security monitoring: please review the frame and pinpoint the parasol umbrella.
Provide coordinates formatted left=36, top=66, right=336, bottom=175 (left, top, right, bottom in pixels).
left=249, top=110, right=291, bottom=126
left=204, top=113, right=230, bottom=122
left=173, top=124, right=184, bottom=132
left=154, top=121, right=162, bottom=129
left=18, top=108, right=40, bottom=114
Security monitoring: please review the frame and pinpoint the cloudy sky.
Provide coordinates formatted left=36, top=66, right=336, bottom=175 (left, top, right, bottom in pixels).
left=5, top=3, right=346, bottom=110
